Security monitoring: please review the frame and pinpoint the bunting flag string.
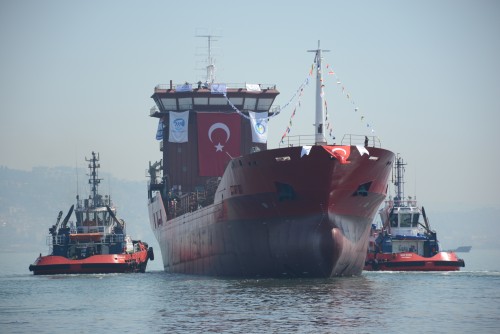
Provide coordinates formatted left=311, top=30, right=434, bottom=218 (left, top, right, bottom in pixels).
left=220, top=67, right=313, bottom=145
left=221, top=58, right=377, bottom=145
left=222, top=72, right=311, bottom=123
left=223, top=92, right=253, bottom=121
left=279, top=65, right=314, bottom=144
left=324, top=63, right=376, bottom=135
left=323, top=98, right=335, bottom=141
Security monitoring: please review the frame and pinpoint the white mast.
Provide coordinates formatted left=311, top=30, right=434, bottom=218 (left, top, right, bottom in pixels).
left=197, top=34, right=219, bottom=84
left=308, top=40, right=330, bottom=145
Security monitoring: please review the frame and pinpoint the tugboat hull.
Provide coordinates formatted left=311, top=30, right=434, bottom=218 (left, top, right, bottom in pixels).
left=364, top=251, right=465, bottom=271
left=29, top=249, right=151, bottom=275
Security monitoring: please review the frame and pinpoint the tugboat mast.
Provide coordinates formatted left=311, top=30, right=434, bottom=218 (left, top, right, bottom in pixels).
left=86, top=151, right=102, bottom=208
left=308, top=40, right=330, bottom=145
left=393, top=154, right=406, bottom=205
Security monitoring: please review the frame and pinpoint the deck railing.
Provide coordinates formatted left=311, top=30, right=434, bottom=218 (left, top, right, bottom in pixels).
left=154, top=82, right=277, bottom=91
left=278, top=134, right=382, bottom=148
left=47, top=233, right=125, bottom=246
left=165, top=178, right=219, bottom=219
left=341, top=134, right=381, bottom=148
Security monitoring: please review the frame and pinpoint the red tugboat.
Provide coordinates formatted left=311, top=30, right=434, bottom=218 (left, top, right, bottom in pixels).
left=364, top=155, right=465, bottom=271
left=29, top=152, right=154, bottom=275
left=146, top=39, right=395, bottom=278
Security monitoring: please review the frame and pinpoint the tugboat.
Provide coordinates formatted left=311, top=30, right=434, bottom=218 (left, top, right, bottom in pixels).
left=364, top=154, right=465, bottom=271
left=29, top=152, right=154, bottom=275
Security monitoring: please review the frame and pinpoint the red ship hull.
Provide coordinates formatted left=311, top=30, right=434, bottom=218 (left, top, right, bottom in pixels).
left=364, top=251, right=465, bottom=271
left=149, top=145, right=394, bottom=277
left=29, top=246, right=151, bottom=275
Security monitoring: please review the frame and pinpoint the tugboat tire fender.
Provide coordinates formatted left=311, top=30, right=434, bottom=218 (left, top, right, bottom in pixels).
left=148, top=247, right=154, bottom=261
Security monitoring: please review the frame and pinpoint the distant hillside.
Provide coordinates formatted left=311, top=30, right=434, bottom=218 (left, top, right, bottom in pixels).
left=427, top=208, right=500, bottom=251
left=0, top=166, right=156, bottom=252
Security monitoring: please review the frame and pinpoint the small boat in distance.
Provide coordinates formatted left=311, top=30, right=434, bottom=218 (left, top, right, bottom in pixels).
left=444, top=246, right=472, bottom=253
left=364, top=154, right=465, bottom=271
left=29, top=152, right=154, bottom=275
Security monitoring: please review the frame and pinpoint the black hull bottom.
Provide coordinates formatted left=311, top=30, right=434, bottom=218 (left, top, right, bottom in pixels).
left=29, top=260, right=149, bottom=275
left=155, top=212, right=372, bottom=278
left=365, top=260, right=466, bottom=271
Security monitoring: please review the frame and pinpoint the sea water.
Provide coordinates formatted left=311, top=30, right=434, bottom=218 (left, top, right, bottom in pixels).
left=1, top=250, right=499, bottom=333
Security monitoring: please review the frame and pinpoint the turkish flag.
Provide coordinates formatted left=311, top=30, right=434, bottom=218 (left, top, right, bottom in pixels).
left=197, top=112, right=241, bottom=176
left=322, top=145, right=351, bottom=164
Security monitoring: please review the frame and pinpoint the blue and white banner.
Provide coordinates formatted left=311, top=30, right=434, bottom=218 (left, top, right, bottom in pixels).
left=168, top=111, right=189, bottom=143
left=249, top=111, right=268, bottom=143
left=176, top=83, right=193, bottom=92
left=211, top=83, right=227, bottom=94
left=245, top=83, right=261, bottom=92
left=156, top=119, right=164, bottom=140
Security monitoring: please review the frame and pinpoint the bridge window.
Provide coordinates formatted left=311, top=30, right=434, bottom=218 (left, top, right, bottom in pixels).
left=230, top=97, right=243, bottom=105
left=244, top=97, right=256, bottom=110
left=209, top=97, right=227, bottom=105
left=178, top=97, right=192, bottom=109
left=194, top=97, right=208, bottom=105
left=161, top=98, right=177, bottom=110
left=257, top=98, right=274, bottom=110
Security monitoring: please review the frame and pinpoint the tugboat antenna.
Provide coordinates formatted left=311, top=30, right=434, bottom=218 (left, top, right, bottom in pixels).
left=308, top=40, right=330, bottom=145
left=393, top=154, right=406, bottom=204
left=85, top=151, right=102, bottom=208
left=75, top=154, right=80, bottom=200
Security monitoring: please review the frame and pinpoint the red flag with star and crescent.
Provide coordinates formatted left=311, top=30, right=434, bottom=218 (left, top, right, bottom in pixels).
left=197, top=112, right=241, bottom=176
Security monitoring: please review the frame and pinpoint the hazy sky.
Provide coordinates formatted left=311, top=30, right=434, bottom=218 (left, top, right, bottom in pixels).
left=1, top=0, right=499, bottom=211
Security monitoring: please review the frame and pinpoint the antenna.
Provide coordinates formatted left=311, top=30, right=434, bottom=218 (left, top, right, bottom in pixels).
left=393, top=154, right=406, bottom=202
left=85, top=151, right=103, bottom=208
left=108, top=173, right=112, bottom=206
left=196, top=34, right=221, bottom=84
left=308, top=40, right=330, bottom=145
left=414, top=166, right=417, bottom=200
left=75, top=153, right=80, bottom=201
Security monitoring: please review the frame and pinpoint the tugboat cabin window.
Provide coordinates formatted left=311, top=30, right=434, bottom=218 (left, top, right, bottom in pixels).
left=400, top=213, right=412, bottom=227
left=390, top=214, right=398, bottom=227
left=412, top=213, right=420, bottom=227
left=83, top=211, right=104, bottom=224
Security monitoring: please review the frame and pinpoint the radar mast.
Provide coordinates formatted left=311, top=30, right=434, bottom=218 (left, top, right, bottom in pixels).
left=196, top=34, right=220, bottom=84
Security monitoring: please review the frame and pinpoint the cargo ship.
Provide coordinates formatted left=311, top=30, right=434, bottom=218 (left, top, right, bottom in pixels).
left=29, top=152, right=154, bottom=275
left=364, top=154, right=465, bottom=271
left=147, top=40, right=395, bottom=277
